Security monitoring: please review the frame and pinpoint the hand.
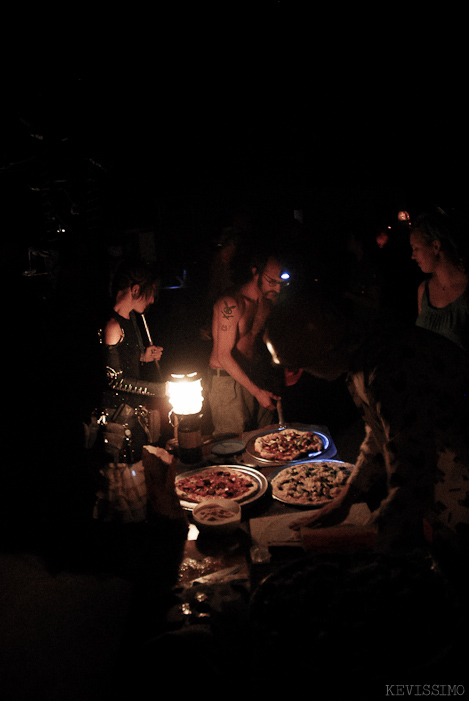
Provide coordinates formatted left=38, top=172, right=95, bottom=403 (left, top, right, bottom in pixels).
left=143, top=345, right=163, bottom=363
left=255, top=387, right=280, bottom=410
left=289, top=493, right=352, bottom=532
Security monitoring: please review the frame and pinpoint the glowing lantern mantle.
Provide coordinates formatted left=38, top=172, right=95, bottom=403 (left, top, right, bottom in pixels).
left=166, top=372, right=203, bottom=415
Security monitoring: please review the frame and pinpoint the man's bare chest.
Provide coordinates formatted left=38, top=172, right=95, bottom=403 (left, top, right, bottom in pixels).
left=237, top=299, right=269, bottom=341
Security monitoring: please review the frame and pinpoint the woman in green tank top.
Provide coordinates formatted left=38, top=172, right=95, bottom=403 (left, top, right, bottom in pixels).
left=410, top=209, right=469, bottom=352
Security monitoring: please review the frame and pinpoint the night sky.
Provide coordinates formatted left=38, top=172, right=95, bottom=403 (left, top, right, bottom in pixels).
left=3, top=4, right=468, bottom=278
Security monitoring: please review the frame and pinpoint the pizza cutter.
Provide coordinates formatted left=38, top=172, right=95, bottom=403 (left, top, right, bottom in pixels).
left=277, top=398, right=286, bottom=430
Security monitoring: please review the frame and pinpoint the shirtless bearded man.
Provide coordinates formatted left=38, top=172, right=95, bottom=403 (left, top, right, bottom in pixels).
left=208, top=256, right=283, bottom=434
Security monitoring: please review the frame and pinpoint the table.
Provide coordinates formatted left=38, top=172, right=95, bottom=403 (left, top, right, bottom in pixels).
left=173, top=423, right=339, bottom=591
left=162, top=427, right=464, bottom=693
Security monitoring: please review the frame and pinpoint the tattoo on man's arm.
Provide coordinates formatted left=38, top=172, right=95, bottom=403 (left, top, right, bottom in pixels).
left=221, top=301, right=236, bottom=321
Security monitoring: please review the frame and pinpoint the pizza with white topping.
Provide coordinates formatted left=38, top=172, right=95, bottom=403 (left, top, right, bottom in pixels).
left=270, top=461, right=353, bottom=506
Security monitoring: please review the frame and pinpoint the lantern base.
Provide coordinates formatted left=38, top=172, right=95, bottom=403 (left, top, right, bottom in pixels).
left=166, top=439, right=205, bottom=467
left=169, top=411, right=204, bottom=465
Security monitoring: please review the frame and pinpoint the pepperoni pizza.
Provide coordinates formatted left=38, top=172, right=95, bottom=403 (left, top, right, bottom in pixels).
left=175, top=466, right=258, bottom=504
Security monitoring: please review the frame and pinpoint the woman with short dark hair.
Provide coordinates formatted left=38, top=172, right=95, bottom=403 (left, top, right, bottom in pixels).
left=100, top=259, right=165, bottom=461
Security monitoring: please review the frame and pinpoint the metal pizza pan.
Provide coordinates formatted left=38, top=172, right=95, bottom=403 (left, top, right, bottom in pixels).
left=175, top=464, right=269, bottom=511
left=245, top=423, right=336, bottom=466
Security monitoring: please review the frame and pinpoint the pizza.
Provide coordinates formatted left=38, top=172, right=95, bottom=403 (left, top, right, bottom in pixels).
left=175, top=467, right=259, bottom=504
left=254, top=428, right=324, bottom=462
left=270, top=461, right=353, bottom=505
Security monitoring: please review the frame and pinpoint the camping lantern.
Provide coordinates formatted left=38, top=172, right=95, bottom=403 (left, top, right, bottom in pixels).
left=167, top=372, right=204, bottom=464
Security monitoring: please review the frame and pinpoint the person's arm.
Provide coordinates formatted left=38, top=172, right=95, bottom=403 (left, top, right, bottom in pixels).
left=368, top=421, right=435, bottom=551
left=289, top=425, right=384, bottom=530
left=104, top=318, right=162, bottom=363
left=355, top=368, right=436, bottom=551
left=213, top=297, right=279, bottom=409
left=291, top=357, right=436, bottom=552
left=103, top=319, right=165, bottom=397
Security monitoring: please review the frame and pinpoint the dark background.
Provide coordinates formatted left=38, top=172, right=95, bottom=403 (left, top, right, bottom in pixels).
left=4, top=3, right=468, bottom=264
left=0, top=12, right=468, bottom=699
left=3, top=3, right=469, bottom=498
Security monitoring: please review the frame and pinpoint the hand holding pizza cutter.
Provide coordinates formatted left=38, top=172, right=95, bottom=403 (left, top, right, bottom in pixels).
left=277, top=398, right=286, bottom=430
left=142, top=313, right=163, bottom=382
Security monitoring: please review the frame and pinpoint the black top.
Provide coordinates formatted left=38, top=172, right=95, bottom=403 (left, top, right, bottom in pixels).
left=101, top=310, right=164, bottom=413
left=106, top=310, right=144, bottom=381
